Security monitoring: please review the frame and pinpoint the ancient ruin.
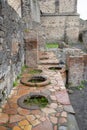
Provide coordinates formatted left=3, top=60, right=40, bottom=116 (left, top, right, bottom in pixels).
left=0, top=0, right=87, bottom=130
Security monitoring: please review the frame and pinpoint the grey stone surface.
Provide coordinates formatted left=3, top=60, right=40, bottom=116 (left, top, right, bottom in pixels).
left=59, top=126, right=67, bottom=130
left=67, top=114, right=79, bottom=130
left=0, top=1, right=24, bottom=103
left=64, top=105, right=75, bottom=114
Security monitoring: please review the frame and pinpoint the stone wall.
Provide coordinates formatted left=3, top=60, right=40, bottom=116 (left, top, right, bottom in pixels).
left=41, top=15, right=79, bottom=43
left=39, top=0, right=79, bottom=43
left=66, top=53, right=87, bottom=87
left=83, top=55, right=87, bottom=80
left=67, top=56, right=84, bottom=87
left=79, top=19, right=87, bottom=32
left=39, top=0, right=55, bottom=14
left=57, top=47, right=87, bottom=87
left=8, top=0, right=22, bottom=17
left=59, top=0, right=77, bottom=13
left=30, top=0, right=40, bottom=23
left=39, top=0, right=77, bottom=14
left=83, top=30, right=87, bottom=50
left=0, top=1, right=24, bottom=103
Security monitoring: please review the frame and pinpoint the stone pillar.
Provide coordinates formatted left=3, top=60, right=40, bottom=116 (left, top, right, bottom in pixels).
left=83, top=54, right=87, bottom=80
left=67, top=56, right=84, bottom=87
left=24, top=30, right=38, bottom=68
left=21, top=0, right=32, bottom=29
left=30, top=0, right=40, bottom=23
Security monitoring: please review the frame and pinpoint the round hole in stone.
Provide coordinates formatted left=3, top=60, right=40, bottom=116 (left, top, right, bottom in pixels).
left=17, top=93, right=50, bottom=110
left=49, top=67, right=62, bottom=71
left=21, top=75, right=50, bottom=87
left=28, top=76, right=47, bottom=83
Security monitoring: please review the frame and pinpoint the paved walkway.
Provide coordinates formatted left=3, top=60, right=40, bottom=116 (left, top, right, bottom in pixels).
left=0, top=52, right=79, bottom=130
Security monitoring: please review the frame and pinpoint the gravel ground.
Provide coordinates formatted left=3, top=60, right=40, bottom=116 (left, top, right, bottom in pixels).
left=69, top=83, right=87, bottom=130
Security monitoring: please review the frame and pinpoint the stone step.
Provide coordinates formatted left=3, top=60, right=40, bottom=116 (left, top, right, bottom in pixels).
left=67, top=114, right=79, bottom=130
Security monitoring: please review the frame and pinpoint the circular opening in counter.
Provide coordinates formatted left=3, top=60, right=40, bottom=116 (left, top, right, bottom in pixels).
left=17, top=93, right=49, bottom=110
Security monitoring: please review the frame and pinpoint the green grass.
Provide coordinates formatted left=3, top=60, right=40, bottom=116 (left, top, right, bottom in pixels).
left=77, top=80, right=86, bottom=90
left=28, top=69, right=42, bottom=74
left=23, top=96, right=48, bottom=108
left=21, top=65, right=28, bottom=72
left=13, top=80, right=19, bottom=87
left=46, top=43, right=58, bottom=49
left=17, top=73, right=22, bottom=80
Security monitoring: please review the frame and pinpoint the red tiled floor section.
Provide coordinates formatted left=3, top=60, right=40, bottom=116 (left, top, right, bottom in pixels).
left=56, top=90, right=70, bottom=105
left=0, top=113, right=9, bottom=124
left=9, top=115, right=24, bottom=123
left=32, top=120, right=53, bottom=130
left=0, top=126, right=7, bottom=130
left=17, top=107, right=30, bottom=115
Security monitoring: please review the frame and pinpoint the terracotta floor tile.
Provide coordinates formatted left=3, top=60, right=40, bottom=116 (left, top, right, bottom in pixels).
left=7, top=96, right=19, bottom=103
left=18, top=119, right=29, bottom=127
left=17, top=107, right=30, bottom=115
left=24, top=125, right=32, bottom=130
left=10, top=115, right=24, bottom=123
left=0, top=126, right=7, bottom=130
left=32, top=119, right=53, bottom=130
left=31, top=110, right=41, bottom=115
left=10, top=103, right=18, bottom=109
left=54, top=125, right=58, bottom=130
left=17, top=89, right=30, bottom=96
left=26, top=115, right=36, bottom=122
left=0, top=113, right=9, bottom=124
left=56, top=90, right=70, bottom=105
left=7, top=123, right=17, bottom=129
left=12, top=126, right=21, bottom=130
left=50, top=116, right=58, bottom=124
left=30, top=119, right=40, bottom=126
left=3, top=108, right=17, bottom=115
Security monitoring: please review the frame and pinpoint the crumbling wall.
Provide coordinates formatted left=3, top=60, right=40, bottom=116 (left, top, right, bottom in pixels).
left=39, top=0, right=79, bottom=43
left=67, top=56, right=84, bottom=87
left=79, top=19, right=87, bottom=32
left=0, top=1, right=24, bottom=103
left=41, top=15, right=79, bottom=43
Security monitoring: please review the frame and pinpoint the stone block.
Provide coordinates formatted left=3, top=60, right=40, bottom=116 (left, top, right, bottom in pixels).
left=67, top=56, right=84, bottom=87
left=0, top=31, right=4, bottom=37
left=0, top=17, right=3, bottom=25
left=0, top=38, right=4, bottom=44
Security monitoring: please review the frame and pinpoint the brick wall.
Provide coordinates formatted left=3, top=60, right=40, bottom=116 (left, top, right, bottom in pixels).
left=67, top=56, right=84, bottom=87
